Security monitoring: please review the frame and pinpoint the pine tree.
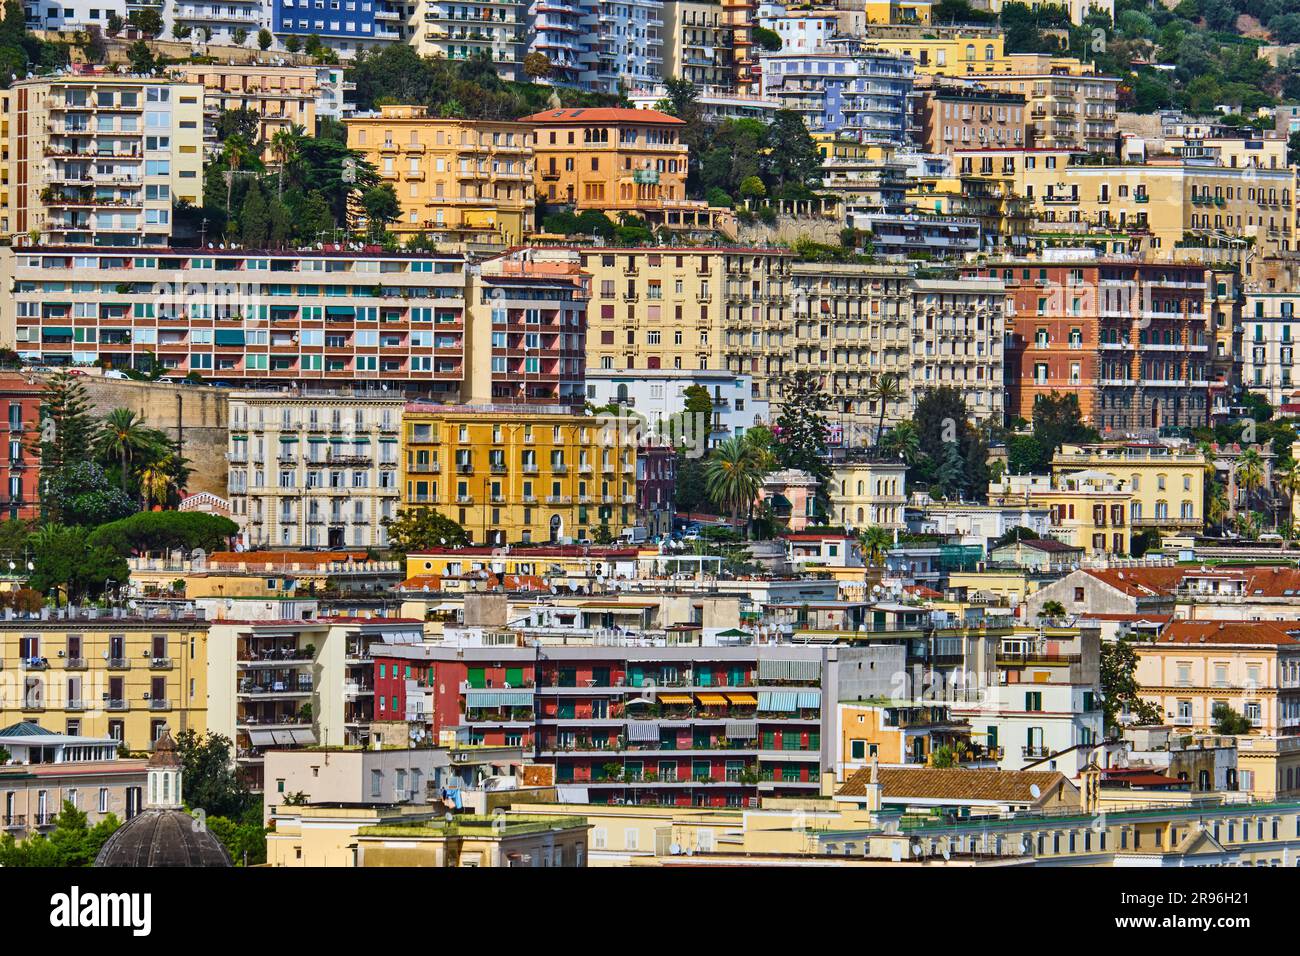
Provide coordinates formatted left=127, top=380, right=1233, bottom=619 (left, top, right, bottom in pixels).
left=31, top=373, right=97, bottom=523
left=240, top=182, right=270, bottom=248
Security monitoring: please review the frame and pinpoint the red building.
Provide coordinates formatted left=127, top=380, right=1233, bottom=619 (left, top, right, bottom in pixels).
left=636, top=444, right=676, bottom=539
left=0, top=373, right=43, bottom=521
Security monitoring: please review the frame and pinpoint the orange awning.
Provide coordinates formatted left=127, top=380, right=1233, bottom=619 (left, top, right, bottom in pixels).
left=696, top=694, right=729, bottom=706
left=657, top=694, right=693, bottom=705
left=726, top=693, right=758, bottom=706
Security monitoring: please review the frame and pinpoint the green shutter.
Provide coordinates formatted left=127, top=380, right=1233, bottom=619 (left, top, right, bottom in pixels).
left=505, top=667, right=524, bottom=686
left=467, top=667, right=486, bottom=689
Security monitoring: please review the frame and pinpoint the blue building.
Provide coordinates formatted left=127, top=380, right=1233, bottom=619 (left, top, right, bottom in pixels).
left=272, top=0, right=406, bottom=54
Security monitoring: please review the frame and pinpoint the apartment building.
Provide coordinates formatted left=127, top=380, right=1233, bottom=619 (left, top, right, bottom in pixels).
left=569, top=246, right=795, bottom=404
left=722, top=0, right=755, bottom=93
left=0, top=724, right=147, bottom=838
left=578, top=0, right=666, bottom=95
left=411, top=0, right=527, bottom=80
left=759, top=40, right=914, bottom=146
left=270, top=0, right=408, bottom=55
left=8, top=247, right=473, bottom=388
left=1051, top=442, right=1210, bottom=536
left=347, top=107, right=534, bottom=245
left=975, top=59, right=1119, bottom=154
left=989, top=472, right=1132, bottom=557
left=976, top=0, right=1112, bottom=25
left=170, top=64, right=325, bottom=158
left=0, top=611, right=211, bottom=753
left=829, top=458, right=908, bottom=531
left=1135, top=620, right=1300, bottom=800
left=1242, top=290, right=1300, bottom=407
left=1, top=75, right=205, bottom=245
left=375, top=639, right=895, bottom=807
left=966, top=258, right=1215, bottom=432
left=857, top=29, right=1010, bottom=77
left=226, top=392, right=406, bottom=549
left=527, top=0, right=585, bottom=87
left=0, top=373, right=43, bottom=522
left=401, top=404, right=638, bottom=545
left=208, top=616, right=424, bottom=790
left=585, top=368, right=768, bottom=448
left=916, top=84, right=1027, bottom=157
left=661, top=0, right=735, bottom=88
left=525, top=107, right=726, bottom=234
left=163, top=0, right=272, bottom=46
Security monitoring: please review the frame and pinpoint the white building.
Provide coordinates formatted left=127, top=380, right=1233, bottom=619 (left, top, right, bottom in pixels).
left=163, top=0, right=270, bottom=45
left=23, top=0, right=128, bottom=31
left=227, top=391, right=406, bottom=550
left=584, top=368, right=768, bottom=449
left=1242, top=291, right=1300, bottom=408
left=908, top=496, right=1052, bottom=550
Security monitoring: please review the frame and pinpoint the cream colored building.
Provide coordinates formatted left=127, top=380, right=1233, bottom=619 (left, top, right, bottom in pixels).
left=1, top=75, right=205, bottom=244
left=565, top=246, right=795, bottom=404
left=831, top=459, right=908, bottom=531
left=410, top=0, right=527, bottom=81
left=975, top=58, right=1119, bottom=154
left=1051, top=442, right=1210, bottom=536
left=662, top=0, right=735, bottom=89
left=227, top=392, right=406, bottom=550
left=990, top=472, right=1133, bottom=557
left=975, top=0, right=1112, bottom=25
left=1243, top=291, right=1300, bottom=406
left=347, top=106, right=534, bottom=245
left=170, top=63, right=322, bottom=159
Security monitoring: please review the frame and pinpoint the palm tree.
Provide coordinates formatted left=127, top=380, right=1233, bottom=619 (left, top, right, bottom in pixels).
left=879, top=419, right=920, bottom=464
left=221, top=134, right=252, bottom=216
left=1235, top=449, right=1265, bottom=517
left=270, top=124, right=305, bottom=199
left=1279, top=466, right=1300, bottom=533
left=867, top=373, right=904, bottom=450
left=96, top=408, right=155, bottom=494
left=860, top=525, right=891, bottom=565
left=704, top=435, right=770, bottom=536
left=1206, top=485, right=1229, bottom=535
left=138, top=455, right=178, bottom=510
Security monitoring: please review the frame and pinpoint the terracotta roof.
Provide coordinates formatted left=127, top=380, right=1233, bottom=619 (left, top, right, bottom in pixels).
left=208, top=550, right=372, bottom=566
left=1079, top=612, right=1172, bottom=623
left=1155, top=620, right=1300, bottom=647
left=1084, top=565, right=1300, bottom=600
left=904, top=585, right=943, bottom=599
left=520, top=107, right=684, bottom=125
left=1082, top=566, right=1188, bottom=597
left=838, top=766, right=1073, bottom=804
left=1009, top=538, right=1082, bottom=553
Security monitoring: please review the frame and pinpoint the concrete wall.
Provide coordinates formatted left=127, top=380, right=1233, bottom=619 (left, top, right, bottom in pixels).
left=36, top=375, right=231, bottom=498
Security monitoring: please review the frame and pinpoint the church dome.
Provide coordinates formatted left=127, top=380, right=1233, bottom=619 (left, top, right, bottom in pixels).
left=94, top=730, right=232, bottom=868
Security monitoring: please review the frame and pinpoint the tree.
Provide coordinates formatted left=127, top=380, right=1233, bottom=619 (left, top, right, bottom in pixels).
left=0, top=800, right=119, bottom=867
left=240, top=180, right=271, bottom=248
left=879, top=420, right=920, bottom=464
left=523, top=50, right=552, bottom=80
left=87, top=511, right=237, bottom=556
left=284, top=34, right=301, bottom=54
left=106, top=12, right=123, bottom=35
left=860, top=525, right=891, bottom=564
left=762, top=110, right=823, bottom=195
left=1235, top=448, right=1265, bottom=516
left=1212, top=703, right=1254, bottom=735
left=221, top=135, right=253, bottom=220
left=866, top=373, right=904, bottom=449
left=593, top=522, right=615, bottom=545
left=1099, top=637, right=1161, bottom=733
left=752, top=25, right=782, bottom=51
left=990, top=525, right=1039, bottom=549
left=772, top=371, right=832, bottom=514
left=127, top=8, right=163, bottom=36
left=206, top=814, right=267, bottom=866
left=257, top=28, right=273, bottom=50
left=174, top=730, right=255, bottom=820
left=271, top=124, right=305, bottom=199
left=911, top=387, right=989, bottom=502
left=41, top=462, right=138, bottom=528
left=1030, top=392, right=1100, bottom=467
left=359, top=184, right=401, bottom=240
left=382, top=507, right=471, bottom=552
left=215, top=108, right=260, bottom=145
left=1038, top=599, right=1066, bottom=620
left=31, top=373, right=100, bottom=523
left=738, top=175, right=766, bottom=205
left=674, top=450, right=712, bottom=515
left=233, top=28, right=249, bottom=45
left=704, top=434, right=772, bottom=534
left=96, top=408, right=158, bottom=495
left=28, top=524, right=131, bottom=603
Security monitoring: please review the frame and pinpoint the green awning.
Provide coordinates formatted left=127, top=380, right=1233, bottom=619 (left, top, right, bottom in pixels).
left=308, top=437, right=328, bottom=444
left=326, top=306, right=355, bottom=316
left=215, top=330, right=245, bottom=346
left=279, top=436, right=299, bottom=443
left=42, top=327, right=73, bottom=337
left=231, top=435, right=248, bottom=442
left=379, top=437, right=398, bottom=443
left=758, top=691, right=798, bottom=712
left=465, top=689, right=533, bottom=708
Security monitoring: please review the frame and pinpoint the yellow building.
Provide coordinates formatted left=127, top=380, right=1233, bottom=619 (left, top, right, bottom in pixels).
left=522, top=107, right=731, bottom=235
left=402, top=406, right=638, bottom=545
left=356, top=814, right=590, bottom=866
left=864, top=0, right=932, bottom=23
left=990, top=472, right=1132, bottom=556
left=0, top=615, right=210, bottom=752
left=1051, top=442, right=1210, bottom=536
left=830, top=460, right=908, bottom=531
left=1, top=74, right=205, bottom=244
left=837, top=700, right=980, bottom=774
left=347, top=106, right=535, bottom=245
left=1135, top=620, right=1300, bottom=800
left=865, top=33, right=1010, bottom=76
left=170, top=63, right=322, bottom=159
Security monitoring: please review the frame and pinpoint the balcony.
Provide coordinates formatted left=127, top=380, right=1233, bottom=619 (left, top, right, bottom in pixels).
left=150, top=698, right=171, bottom=710
left=21, top=658, right=48, bottom=671
left=107, top=658, right=130, bottom=670
left=105, top=698, right=128, bottom=711
left=150, top=657, right=173, bottom=670
left=1021, top=745, right=1050, bottom=758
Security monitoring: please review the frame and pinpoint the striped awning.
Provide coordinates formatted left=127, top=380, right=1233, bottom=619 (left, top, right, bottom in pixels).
left=247, top=730, right=276, bottom=746
left=626, top=721, right=659, bottom=741
left=465, top=689, right=533, bottom=708
left=758, top=691, right=798, bottom=712
left=797, top=690, right=822, bottom=709
left=658, top=694, right=693, bottom=705
left=758, top=659, right=823, bottom=682
left=697, top=693, right=729, bottom=706
left=726, top=693, right=758, bottom=706
left=725, top=721, right=757, bottom=739
left=289, top=729, right=317, bottom=745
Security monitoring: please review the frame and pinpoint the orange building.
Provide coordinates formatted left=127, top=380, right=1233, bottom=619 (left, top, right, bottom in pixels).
left=522, top=107, right=731, bottom=236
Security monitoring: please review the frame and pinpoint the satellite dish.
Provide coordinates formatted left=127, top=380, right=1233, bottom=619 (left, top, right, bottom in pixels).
left=669, top=842, right=681, bottom=855
left=911, top=843, right=922, bottom=856
left=1029, top=784, right=1041, bottom=799
left=942, top=847, right=950, bottom=861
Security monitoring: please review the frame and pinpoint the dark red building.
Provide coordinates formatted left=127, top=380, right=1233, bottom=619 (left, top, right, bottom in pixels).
left=0, top=373, right=43, bottom=521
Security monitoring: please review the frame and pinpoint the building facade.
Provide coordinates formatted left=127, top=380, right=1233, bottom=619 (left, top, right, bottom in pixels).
left=0, top=373, right=42, bottom=522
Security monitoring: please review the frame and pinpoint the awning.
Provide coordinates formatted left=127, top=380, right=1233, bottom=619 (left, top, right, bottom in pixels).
left=289, top=729, right=317, bottom=745
left=465, top=689, right=533, bottom=708
left=556, top=786, right=589, bottom=803
left=625, top=721, right=659, bottom=741
left=326, top=306, right=356, bottom=317
left=657, top=693, right=693, bottom=705
left=758, top=691, right=798, bottom=712
left=42, top=327, right=74, bottom=337
left=308, top=437, right=328, bottom=443
left=758, top=659, right=823, bottom=682
left=697, top=693, right=729, bottom=706
left=215, top=329, right=245, bottom=346
left=726, top=693, right=758, bottom=706
left=247, top=730, right=276, bottom=746
left=270, top=729, right=297, bottom=745
left=279, top=436, right=299, bottom=443
left=797, top=690, right=822, bottom=709
left=725, top=721, right=757, bottom=739
left=231, top=434, right=248, bottom=442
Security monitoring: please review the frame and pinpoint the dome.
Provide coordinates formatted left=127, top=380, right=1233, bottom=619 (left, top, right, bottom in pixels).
left=94, top=809, right=234, bottom=868
left=94, top=728, right=232, bottom=868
